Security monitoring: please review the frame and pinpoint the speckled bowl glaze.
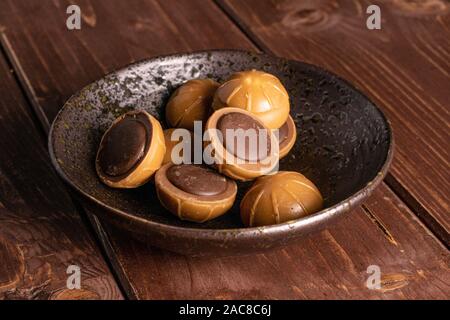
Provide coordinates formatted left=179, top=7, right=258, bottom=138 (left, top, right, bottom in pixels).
left=49, top=50, right=393, bottom=257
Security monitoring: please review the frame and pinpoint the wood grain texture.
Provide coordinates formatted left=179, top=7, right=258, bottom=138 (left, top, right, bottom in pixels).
left=0, top=53, right=122, bottom=300
left=104, top=185, right=450, bottom=299
left=0, top=0, right=448, bottom=299
left=218, top=0, right=450, bottom=244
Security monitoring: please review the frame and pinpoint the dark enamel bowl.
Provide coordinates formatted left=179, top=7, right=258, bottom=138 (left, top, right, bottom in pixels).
left=49, top=50, right=393, bottom=257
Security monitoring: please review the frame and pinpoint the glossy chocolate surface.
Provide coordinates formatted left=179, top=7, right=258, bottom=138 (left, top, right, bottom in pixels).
left=156, top=163, right=237, bottom=223
left=217, top=112, right=271, bottom=162
left=167, top=165, right=227, bottom=196
left=97, top=113, right=152, bottom=178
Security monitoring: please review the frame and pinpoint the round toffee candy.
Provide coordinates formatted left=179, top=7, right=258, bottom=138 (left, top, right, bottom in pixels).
left=166, top=78, right=220, bottom=131
left=240, top=171, right=323, bottom=227
left=162, top=128, right=194, bottom=165
left=155, top=164, right=237, bottom=223
left=205, top=108, right=279, bottom=181
left=277, top=115, right=296, bottom=159
left=212, top=70, right=290, bottom=129
left=96, top=110, right=165, bottom=188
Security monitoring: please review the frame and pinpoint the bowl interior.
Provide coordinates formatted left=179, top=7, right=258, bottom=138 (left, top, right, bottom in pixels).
left=50, top=50, right=390, bottom=230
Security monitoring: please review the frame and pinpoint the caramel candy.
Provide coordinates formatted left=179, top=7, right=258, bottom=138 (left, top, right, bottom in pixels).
left=155, top=163, right=237, bottom=222
left=166, top=79, right=220, bottom=130
left=277, top=115, right=296, bottom=159
left=205, top=108, right=279, bottom=181
left=240, top=171, right=323, bottom=227
left=212, top=70, right=290, bottom=129
left=96, top=110, right=165, bottom=188
left=162, top=128, right=194, bottom=165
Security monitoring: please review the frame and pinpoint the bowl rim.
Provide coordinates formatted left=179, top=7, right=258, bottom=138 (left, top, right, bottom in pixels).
left=48, top=49, right=395, bottom=239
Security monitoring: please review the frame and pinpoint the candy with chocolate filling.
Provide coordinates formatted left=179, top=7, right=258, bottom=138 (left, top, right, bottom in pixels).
left=155, top=163, right=237, bottom=222
left=96, top=110, right=165, bottom=188
left=166, top=79, right=220, bottom=131
left=277, top=115, right=296, bottom=159
left=205, top=107, right=279, bottom=181
left=212, top=70, right=290, bottom=129
left=162, top=128, right=195, bottom=165
left=240, top=171, right=323, bottom=227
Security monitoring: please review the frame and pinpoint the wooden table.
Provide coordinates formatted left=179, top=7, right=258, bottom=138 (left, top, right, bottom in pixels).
left=0, top=0, right=448, bottom=300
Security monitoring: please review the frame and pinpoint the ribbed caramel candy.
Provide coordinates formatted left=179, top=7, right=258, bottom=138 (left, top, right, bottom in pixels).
left=240, top=171, right=323, bottom=227
left=212, top=70, right=290, bottom=129
left=166, top=79, right=220, bottom=130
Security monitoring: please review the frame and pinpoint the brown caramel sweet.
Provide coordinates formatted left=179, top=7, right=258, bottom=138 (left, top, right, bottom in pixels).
left=166, top=79, right=220, bottom=130
left=96, top=110, right=165, bottom=188
left=212, top=70, right=290, bottom=129
left=240, top=171, right=323, bottom=227
left=162, top=128, right=194, bottom=165
left=205, top=108, right=279, bottom=181
left=278, top=115, right=296, bottom=159
left=155, top=163, right=237, bottom=222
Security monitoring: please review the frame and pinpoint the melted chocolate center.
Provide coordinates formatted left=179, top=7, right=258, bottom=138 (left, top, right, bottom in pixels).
left=98, top=114, right=151, bottom=177
left=167, top=165, right=227, bottom=196
left=217, top=112, right=271, bottom=161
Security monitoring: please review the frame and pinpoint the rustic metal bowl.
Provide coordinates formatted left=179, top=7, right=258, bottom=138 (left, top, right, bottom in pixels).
left=49, top=50, right=393, bottom=256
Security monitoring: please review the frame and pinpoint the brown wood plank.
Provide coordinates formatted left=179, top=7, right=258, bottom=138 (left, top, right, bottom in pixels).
left=0, top=0, right=253, bottom=300
left=0, top=52, right=123, bottom=299
left=104, top=185, right=450, bottom=299
left=218, top=0, right=450, bottom=244
left=0, top=0, right=448, bottom=299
